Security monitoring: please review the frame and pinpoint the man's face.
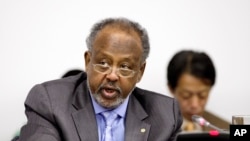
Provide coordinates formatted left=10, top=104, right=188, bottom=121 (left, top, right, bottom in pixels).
left=171, top=73, right=212, bottom=121
left=85, top=26, right=146, bottom=109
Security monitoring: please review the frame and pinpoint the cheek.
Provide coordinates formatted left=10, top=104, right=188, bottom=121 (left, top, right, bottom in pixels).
left=119, top=79, right=137, bottom=98
left=180, top=100, right=190, bottom=108
left=176, top=97, right=188, bottom=107
left=179, top=102, right=190, bottom=113
left=88, top=73, right=103, bottom=92
left=200, top=99, right=208, bottom=107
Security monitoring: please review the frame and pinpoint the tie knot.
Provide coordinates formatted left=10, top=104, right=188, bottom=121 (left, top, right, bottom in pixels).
left=101, top=111, right=118, bottom=127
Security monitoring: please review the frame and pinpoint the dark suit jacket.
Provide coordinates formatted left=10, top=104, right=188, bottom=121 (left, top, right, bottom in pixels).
left=19, top=73, right=183, bottom=141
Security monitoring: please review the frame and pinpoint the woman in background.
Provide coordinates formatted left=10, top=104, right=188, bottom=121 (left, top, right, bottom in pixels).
left=166, top=50, right=229, bottom=132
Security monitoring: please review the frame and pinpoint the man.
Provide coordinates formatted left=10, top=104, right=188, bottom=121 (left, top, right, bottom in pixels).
left=166, top=50, right=229, bottom=132
left=19, top=17, right=183, bottom=141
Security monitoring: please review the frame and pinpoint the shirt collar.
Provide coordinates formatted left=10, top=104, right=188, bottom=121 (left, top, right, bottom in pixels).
left=89, top=91, right=130, bottom=118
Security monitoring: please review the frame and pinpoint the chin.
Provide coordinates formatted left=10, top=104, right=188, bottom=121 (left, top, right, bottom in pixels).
left=96, top=96, right=124, bottom=109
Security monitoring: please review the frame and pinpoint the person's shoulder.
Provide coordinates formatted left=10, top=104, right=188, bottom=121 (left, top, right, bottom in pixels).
left=132, top=87, right=180, bottom=119
left=25, top=72, right=87, bottom=106
left=133, top=87, right=174, bottom=102
left=28, top=72, right=86, bottom=97
left=203, top=110, right=230, bottom=129
left=41, top=72, right=86, bottom=88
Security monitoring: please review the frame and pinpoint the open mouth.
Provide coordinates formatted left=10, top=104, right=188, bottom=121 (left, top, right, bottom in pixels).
left=101, top=87, right=119, bottom=99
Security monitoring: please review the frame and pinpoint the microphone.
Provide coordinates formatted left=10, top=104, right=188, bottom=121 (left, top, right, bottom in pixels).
left=191, top=115, right=228, bottom=133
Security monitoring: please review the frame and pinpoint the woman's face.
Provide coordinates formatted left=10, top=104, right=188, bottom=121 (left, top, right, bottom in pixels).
left=170, top=73, right=212, bottom=121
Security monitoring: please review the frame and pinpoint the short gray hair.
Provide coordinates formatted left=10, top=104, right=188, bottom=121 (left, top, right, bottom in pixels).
left=86, top=17, right=150, bottom=61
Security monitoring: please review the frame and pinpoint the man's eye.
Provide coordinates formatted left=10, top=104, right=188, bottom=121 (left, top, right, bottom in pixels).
left=120, top=64, right=130, bottom=70
left=99, top=61, right=108, bottom=66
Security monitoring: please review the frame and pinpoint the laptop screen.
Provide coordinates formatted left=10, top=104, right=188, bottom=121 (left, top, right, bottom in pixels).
left=176, top=131, right=229, bottom=141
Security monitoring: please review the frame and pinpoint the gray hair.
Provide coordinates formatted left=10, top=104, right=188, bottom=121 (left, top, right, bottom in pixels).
left=86, top=17, right=150, bottom=61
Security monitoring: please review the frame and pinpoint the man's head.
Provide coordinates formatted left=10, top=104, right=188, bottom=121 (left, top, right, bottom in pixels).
left=85, top=17, right=150, bottom=109
left=166, top=50, right=216, bottom=121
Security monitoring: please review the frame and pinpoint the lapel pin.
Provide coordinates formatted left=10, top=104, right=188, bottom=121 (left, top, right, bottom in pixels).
left=140, top=128, right=146, bottom=133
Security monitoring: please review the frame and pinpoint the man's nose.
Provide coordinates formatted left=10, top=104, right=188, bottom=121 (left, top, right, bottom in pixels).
left=106, top=67, right=119, bottom=81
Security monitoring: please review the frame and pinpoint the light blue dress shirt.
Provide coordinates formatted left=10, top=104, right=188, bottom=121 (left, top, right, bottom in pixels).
left=90, top=92, right=129, bottom=141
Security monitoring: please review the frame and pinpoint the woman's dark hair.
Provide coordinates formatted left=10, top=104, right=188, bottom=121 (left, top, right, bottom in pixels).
left=167, top=50, right=216, bottom=90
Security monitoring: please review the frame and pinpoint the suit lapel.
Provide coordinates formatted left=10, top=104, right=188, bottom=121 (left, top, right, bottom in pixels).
left=71, top=80, right=99, bottom=141
left=71, top=80, right=151, bottom=141
left=125, top=94, right=151, bottom=141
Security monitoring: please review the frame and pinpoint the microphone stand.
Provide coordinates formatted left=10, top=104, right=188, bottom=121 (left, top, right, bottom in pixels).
left=192, top=115, right=229, bottom=134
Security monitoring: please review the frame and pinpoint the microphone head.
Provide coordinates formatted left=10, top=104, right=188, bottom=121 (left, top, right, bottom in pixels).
left=191, top=115, right=228, bottom=133
left=192, top=115, right=209, bottom=126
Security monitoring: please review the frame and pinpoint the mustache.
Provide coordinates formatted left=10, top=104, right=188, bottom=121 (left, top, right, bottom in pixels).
left=97, top=81, right=122, bottom=94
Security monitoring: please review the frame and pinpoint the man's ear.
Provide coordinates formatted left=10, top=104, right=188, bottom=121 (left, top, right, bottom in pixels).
left=84, top=51, right=91, bottom=72
left=136, top=62, right=146, bottom=83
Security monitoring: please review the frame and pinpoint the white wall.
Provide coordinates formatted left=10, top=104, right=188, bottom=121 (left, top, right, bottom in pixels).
left=1, top=0, right=250, bottom=140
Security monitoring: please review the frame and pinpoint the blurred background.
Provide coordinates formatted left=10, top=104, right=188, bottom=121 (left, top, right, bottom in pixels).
left=1, top=0, right=250, bottom=140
